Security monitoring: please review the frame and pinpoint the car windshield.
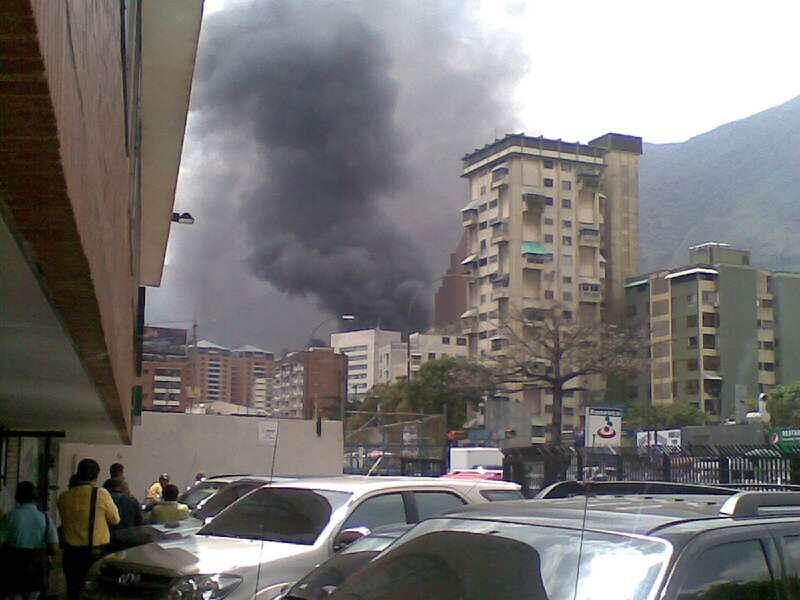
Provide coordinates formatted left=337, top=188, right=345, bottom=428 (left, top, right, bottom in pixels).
left=180, top=482, right=226, bottom=509
left=194, top=483, right=256, bottom=520
left=199, top=488, right=351, bottom=544
left=330, top=518, right=671, bottom=600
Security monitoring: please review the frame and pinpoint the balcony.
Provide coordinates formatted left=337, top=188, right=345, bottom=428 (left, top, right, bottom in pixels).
left=577, top=171, right=601, bottom=188
left=578, top=281, right=602, bottom=303
left=521, top=241, right=553, bottom=270
left=491, top=273, right=510, bottom=300
left=578, top=226, right=601, bottom=247
left=522, top=188, right=546, bottom=212
left=522, top=296, right=547, bottom=311
left=491, top=221, right=510, bottom=244
left=490, top=164, right=509, bottom=189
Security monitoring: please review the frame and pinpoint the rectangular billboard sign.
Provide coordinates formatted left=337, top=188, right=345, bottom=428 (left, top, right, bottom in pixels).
left=142, top=326, right=188, bottom=360
left=585, top=407, right=623, bottom=447
left=636, top=429, right=682, bottom=448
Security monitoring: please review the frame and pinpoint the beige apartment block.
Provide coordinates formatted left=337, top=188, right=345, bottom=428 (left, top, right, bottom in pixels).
left=459, top=133, right=641, bottom=442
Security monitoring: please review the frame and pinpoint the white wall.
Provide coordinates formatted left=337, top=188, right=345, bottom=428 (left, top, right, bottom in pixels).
left=56, top=412, right=343, bottom=501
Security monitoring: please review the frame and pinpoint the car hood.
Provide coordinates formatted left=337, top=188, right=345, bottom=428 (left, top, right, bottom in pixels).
left=101, top=535, right=313, bottom=577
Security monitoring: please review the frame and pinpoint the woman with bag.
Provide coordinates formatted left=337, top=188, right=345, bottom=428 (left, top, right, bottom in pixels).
left=0, top=481, right=59, bottom=600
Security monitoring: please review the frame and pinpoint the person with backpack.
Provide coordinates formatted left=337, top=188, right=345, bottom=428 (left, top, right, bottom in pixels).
left=0, top=481, right=59, bottom=599
left=57, top=458, right=120, bottom=599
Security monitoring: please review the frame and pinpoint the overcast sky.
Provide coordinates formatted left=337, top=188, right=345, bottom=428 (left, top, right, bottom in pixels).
left=149, top=0, right=800, bottom=351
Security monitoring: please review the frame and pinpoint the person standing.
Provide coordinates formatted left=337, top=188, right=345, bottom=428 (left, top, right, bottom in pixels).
left=57, top=458, right=120, bottom=600
left=101, top=462, right=125, bottom=491
left=149, top=484, right=190, bottom=524
left=146, top=472, right=170, bottom=505
left=0, top=481, right=59, bottom=599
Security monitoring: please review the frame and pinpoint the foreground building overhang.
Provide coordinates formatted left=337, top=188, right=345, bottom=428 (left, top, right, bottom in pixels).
left=139, top=0, right=204, bottom=286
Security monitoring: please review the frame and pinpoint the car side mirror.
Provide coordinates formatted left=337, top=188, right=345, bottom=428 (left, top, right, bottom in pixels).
left=333, top=526, right=370, bottom=552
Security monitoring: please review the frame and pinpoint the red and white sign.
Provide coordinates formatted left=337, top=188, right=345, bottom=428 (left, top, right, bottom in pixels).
left=585, top=407, right=623, bottom=448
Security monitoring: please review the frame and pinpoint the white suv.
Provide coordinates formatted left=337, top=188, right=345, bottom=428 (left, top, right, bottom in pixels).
left=85, top=476, right=521, bottom=599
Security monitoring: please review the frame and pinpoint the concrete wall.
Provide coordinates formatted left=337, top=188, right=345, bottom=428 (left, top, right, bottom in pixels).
left=774, top=273, right=800, bottom=385
left=56, top=413, right=343, bottom=501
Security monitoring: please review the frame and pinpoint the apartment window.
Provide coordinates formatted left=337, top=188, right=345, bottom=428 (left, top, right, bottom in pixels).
left=760, top=340, right=775, bottom=350
left=563, top=276, right=572, bottom=284
left=340, top=345, right=368, bottom=353
left=685, top=380, right=700, bottom=395
left=456, top=337, right=467, bottom=346
left=562, top=236, right=572, bottom=246
left=564, top=407, right=575, bottom=416
left=687, top=358, right=699, bottom=371
left=488, top=310, right=498, bottom=319
left=480, top=294, right=486, bottom=304
left=702, top=334, right=717, bottom=349
left=561, top=162, right=571, bottom=172
left=544, top=196, right=554, bottom=206
left=478, top=331, right=488, bottom=340
left=489, top=199, right=498, bottom=209
left=701, top=291, right=718, bottom=305
left=563, top=291, right=573, bottom=301
left=480, top=239, right=487, bottom=251
left=544, top=290, right=554, bottom=300
left=760, top=362, right=775, bottom=372
left=688, top=336, right=698, bottom=349
left=686, top=314, right=698, bottom=328
left=702, top=312, right=719, bottom=327
left=562, top=310, right=573, bottom=321
left=488, top=255, right=498, bottom=263
left=544, top=233, right=554, bottom=243
left=652, top=340, right=670, bottom=358
left=543, top=159, right=554, bottom=169
left=759, top=320, right=774, bottom=330
left=561, top=198, right=572, bottom=209
left=562, top=219, right=572, bottom=229
left=687, top=293, right=697, bottom=305
left=441, top=336, right=450, bottom=345
left=479, top=203, right=488, bottom=212
left=428, top=352, right=436, bottom=361
left=479, top=221, right=487, bottom=230
left=759, top=298, right=774, bottom=308
left=562, top=180, right=572, bottom=191
left=703, top=355, right=721, bottom=371
left=544, top=178, right=554, bottom=188
left=544, top=217, right=554, bottom=225
left=479, top=312, right=488, bottom=321
left=479, top=257, right=487, bottom=266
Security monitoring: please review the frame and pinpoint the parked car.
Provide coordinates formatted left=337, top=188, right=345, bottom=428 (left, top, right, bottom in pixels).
left=329, top=483, right=800, bottom=599
left=84, top=475, right=521, bottom=599
left=280, top=525, right=411, bottom=600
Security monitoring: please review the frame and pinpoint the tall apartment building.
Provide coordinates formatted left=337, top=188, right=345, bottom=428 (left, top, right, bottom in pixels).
left=460, top=133, right=641, bottom=441
left=331, top=329, right=402, bottom=401
left=141, top=361, right=188, bottom=412
left=231, top=346, right=274, bottom=412
left=626, top=243, right=800, bottom=422
left=272, top=348, right=348, bottom=419
left=434, top=234, right=469, bottom=331
left=377, top=333, right=470, bottom=384
left=187, top=340, right=233, bottom=406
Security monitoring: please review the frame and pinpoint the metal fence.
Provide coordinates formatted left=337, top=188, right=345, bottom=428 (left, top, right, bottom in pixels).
left=504, top=444, right=800, bottom=496
left=343, top=411, right=447, bottom=475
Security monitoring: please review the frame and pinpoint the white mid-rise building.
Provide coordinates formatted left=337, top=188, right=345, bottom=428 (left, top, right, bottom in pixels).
left=377, top=332, right=470, bottom=384
left=331, top=329, right=401, bottom=400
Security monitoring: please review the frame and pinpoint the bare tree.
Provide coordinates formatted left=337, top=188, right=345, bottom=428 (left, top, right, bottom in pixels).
left=490, top=305, right=646, bottom=446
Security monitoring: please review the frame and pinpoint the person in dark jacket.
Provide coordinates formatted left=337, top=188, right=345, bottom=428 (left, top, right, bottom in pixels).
left=106, top=478, right=143, bottom=530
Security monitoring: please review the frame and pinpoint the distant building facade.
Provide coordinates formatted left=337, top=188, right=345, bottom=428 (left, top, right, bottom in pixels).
left=434, top=233, right=469, bottom=331
left=272, top=348, right=348, bottom=419
left=460, top=133, right=642, bottom=443
left=626, top=243, right=800, bottom=422
left=330, top=329, right=401, bottom=401
left=377, top=333, right=470, bottom=384
left=231, top=346, right=274, bottom=412
left=141, top=360, right=189, bottom=413
left=187, top=340, right=233, bottom=407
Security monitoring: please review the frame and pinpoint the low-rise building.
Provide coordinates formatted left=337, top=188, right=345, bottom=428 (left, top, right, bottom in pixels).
left=376, top=333, right=470, bottom=384
left=272, top=348, right=348, bottom=419
left=626, top=243, right=800, bottom=422
left=331, top=329, right=401, bottom=401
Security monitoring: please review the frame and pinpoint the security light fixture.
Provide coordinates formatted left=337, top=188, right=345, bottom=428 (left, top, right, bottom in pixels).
left=171, top=211, right=195, bottom=225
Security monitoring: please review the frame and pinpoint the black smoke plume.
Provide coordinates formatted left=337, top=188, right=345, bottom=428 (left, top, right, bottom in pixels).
left=149, top=1, right=523, bottom=348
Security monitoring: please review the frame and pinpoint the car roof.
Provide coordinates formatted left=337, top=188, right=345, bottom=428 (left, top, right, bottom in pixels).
left=443, top=495, right=733, bottom=538
left=267, top=475, right=520, bottom=495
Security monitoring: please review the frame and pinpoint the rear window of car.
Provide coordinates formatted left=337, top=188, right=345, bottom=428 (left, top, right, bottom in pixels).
left=480, top=489, right=524, bottom=502
left=199, top=488, right=351, bottom=545
left=331, top=518, right=671, bottom=600
left=180, top=481, right=226, bottom=508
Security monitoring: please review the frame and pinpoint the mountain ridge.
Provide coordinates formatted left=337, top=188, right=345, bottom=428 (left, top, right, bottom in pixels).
left=639, top=94, right=800, bottom=273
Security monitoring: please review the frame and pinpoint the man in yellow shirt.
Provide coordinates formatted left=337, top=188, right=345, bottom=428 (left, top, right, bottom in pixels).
left=146, top=472, right=170, bottom=505
left=57, top=458, right=120, bottom=599
left=149, top=483, right=191, bottom=524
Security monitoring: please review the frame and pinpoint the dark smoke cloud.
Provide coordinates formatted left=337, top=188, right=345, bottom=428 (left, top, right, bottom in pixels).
left=148, top=0, right=524, bottom=350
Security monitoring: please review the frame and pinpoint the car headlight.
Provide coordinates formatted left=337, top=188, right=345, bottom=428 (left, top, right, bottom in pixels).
left=167, top=574, right=243, bottom=599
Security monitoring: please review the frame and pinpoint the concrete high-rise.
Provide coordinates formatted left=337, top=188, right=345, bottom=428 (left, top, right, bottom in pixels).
left=459, top=133, right=642, bottom=442
left=626, top=243, right=800, bottom=422
left=231, top=346, right=274, bottom=412
left=272, top=348, right=348, bottom=419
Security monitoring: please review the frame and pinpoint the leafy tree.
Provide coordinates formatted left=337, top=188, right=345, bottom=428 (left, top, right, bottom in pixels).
left=767, top=382, right=800, bottom=426
left=625, top=401, right=706, bottom=431
left=491, top=305, right=647, bottom=445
